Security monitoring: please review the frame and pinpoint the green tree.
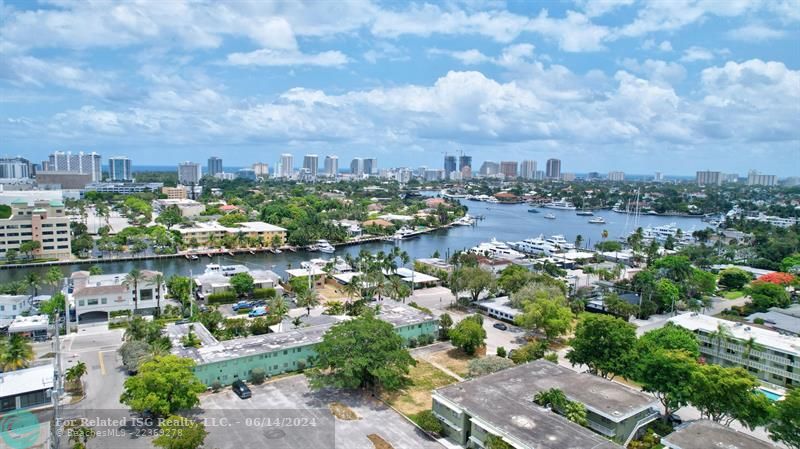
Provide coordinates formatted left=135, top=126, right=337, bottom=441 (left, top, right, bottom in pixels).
left=509, top=340, right=548, bottom=364
left=689, top=364, right=774, bottom=429
left=449, top=316, right=486, bottom=355
left=119, top=340, right=151, bottom=373
left=779, top=253, right=800, bottom=274
left=229, top=272, right=255, bottom=297
left=306, top=314, right=415, bottom=391
left=486, top=435, right=512, bottom=449
left=19, top=240, right=41, bottom=259
left=155, top=205, right=183, bottom=230
left=603, top=293, right=638, bottom=320
left=497, top=265, right=534, bottom=294
left=566, top=314, right=637, bottom=380
left=413, top=410, right=444, bottom=435
left=514, top=296, right=573, bottom=341
left=438, top=313, right=453, bottom=340
left=26, top=273, right=42, bottom=296
left=636, top=349, right=697, bottom=419
left=0, top=334, right=34, bottom=371
left=458, top=266, right=495, bottom=302
left=120, top=355, right=206, bottom=417
left=65, top=361, right=88, bottom=385
left=652, top=255, right=694, bottom=283
left=249, top=368, right=267, bottom=385
left=718, top=268, right=751, bottom=290
left=296, top=288, right=321, bottom=316
left=123, top=268, right=144, bottom=312
left=747, top=281, right=791, bottom=312
left=89, top=264, right=103, bottom=275
left=636, top=322, right=700, bottom=359
left=769, top=387, right=800, bottom=449
left=653, top=278, right=681, bottom=313
left=153, top=415, right=208, bottom=449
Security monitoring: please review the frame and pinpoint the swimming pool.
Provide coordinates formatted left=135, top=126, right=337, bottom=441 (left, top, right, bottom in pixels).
left=757, top=387, right=783, bottom=401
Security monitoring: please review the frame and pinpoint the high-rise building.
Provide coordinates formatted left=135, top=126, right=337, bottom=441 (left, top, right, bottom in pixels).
left=608, top=171, right=625, bottom=182
left=444, top=155, right=457, bottom=180
left=747, top=170, right=777, bottom=187
left=236, top=168, right=257, bottom=181
left=533, top=170, right=545, bottom=181
left=363, top=158, right=377, bottom=175
left=479, top=161, right=499, bottom=176
left=562, top=172, right=576, bottom=182
left=0, top=157, right=32, bottom=181
left=177, top=162, right=202, bottom=185
left=207, top=157, right=223, bottom=177
left=1, top=200, right=71, bottom=260
left=545, top=159, right=561, bottom=180
left=108, top=156, right=132, bottom=182
left=500, top=161, right=518, bottom=179
left=279, top=154, right=294, bottom=178
left=396, top=168, right=413, bottom=183
left=324, top=155, right=339, bottom=177
left=459, top=155, right=472, bottom=172
left=303, top=154, right=319, bottom=177
left=46, top=151, right=102, bottom=182
left=696, top=170, right=722, bottom=186
left=252, top=163, right=269, bottom=177
left=654, top=172, right=663, bottom=182
left=520, top=160, right=537, bottom=180
left=350, top=158, right=364, bottom=176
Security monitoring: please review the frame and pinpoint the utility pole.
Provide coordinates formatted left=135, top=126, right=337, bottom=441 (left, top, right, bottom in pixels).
left=51, top=281, right=64, bottom=449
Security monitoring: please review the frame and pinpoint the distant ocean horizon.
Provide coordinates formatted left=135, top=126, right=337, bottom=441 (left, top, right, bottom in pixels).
left=132, top=165, right=695, bottom=181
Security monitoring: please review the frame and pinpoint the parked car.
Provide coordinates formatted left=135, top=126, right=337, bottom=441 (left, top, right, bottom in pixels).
left=232, top=301, right=252, bottom=311
left=493, top=322, right=508, bottom=331
left=174, top=319, right=190, bottom=325
left=248, top=307, right=268, bottom=318
left=231, top=380, right=251, bottom=399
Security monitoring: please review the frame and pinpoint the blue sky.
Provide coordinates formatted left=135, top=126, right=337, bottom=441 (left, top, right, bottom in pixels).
left=1, top=0, right=799, bottom=176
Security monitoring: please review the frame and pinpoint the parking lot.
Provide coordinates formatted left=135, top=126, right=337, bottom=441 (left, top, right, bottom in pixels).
left=200, top=375, right=443, bottom=449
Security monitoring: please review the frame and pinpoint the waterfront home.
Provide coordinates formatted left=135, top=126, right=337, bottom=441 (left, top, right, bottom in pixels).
left=68, top=270, right=164, bottom=324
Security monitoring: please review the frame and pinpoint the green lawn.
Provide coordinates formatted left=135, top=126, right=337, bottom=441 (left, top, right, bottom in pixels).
left=722, top=290, right=744, bottom=299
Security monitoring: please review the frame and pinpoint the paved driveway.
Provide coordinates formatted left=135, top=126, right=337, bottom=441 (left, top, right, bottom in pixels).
left=200, top=375, right=444, bottom=449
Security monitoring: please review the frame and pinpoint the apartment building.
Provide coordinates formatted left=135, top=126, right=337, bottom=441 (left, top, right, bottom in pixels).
left=432, top=360, right=659, bottom=448
left=161, top=186, right=188, bottom=199
left=167, top=300, right=438, bottom=386
left=669, top=313, right=800, bottom=388
left=175, top=221, right=286, bottom=246
left=68, top=270, right=164, bottom=324
left=0, top=199, right=71, bottom=260
left=153, top=198, right=205, bottom=217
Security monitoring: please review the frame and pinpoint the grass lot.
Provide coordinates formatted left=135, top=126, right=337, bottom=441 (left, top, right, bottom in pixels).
left=329, top=402, right=360, bottom=420
left=722, top=290, right=745, bottom=299
left=425, top=348, right=477, bottom=378
left=381, top=360, right=458, bottom=416
left=367, top=434, right=394, bottom=449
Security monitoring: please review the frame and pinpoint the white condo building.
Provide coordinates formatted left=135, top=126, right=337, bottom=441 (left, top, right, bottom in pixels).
left=303, top=154, right=319, bottom=177
left=278, top=153, right=294, bottom=178
left=178, top=161, right=202, bottom=185
left=324, top=155, right=339, bottom=177
left=45, top=151, right=102, bottom=182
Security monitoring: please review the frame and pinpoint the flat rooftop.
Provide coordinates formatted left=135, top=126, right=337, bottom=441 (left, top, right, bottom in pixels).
left=168, top=300, right=434, bottom=365
left=0, top=364, right=53, bottom=397
left=669, top=312, right=800, bottom=355
left=436, top=360, right=626, bottom=449
left=476, top=296, right=520, bottom=317
left=661, top=420, right=776, bottom=449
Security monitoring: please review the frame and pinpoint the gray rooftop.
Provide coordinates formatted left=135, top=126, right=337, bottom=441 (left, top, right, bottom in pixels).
left=746, top=311, right=800, bottom=336
left=167, top=300, right=435, bottom=365
left=436, top=360, right=627, bottom=449
left=661, top=420, right=776, bottom=449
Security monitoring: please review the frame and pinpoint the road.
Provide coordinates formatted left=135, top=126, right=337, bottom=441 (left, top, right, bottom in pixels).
left=61, top=325, right=127, bottom=410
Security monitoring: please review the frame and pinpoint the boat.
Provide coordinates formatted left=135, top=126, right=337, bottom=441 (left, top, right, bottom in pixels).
left=527, top=208, right=540, bottom=213
left=452, top=215, right=475, bottom=226
left=190, top=254, right=199, bottom=260
left=546, top=235, right=574, bottom=250
left=315, top=239, right=335, bottom=254
left=541, top=199, right=577, bottom=210
left=509, top=235, right=557, bottom=255
left=227, top=251, right=235, bottom=256
left=468, top=239, right=526, bottom=260
left=273, top=248, right=282, bottom=254
left=204, top=263, right=249, bottom=276
left=588, top=216, right=606, bottom=224
left=543, top=213, right=556, bottom=219
left=249, top=250, right=256, bottom=255
left=184, top=255, right=191, bottom=260
left=576, top=210, right=594, bottom=216
left=392, top=227, right=417, bottom=240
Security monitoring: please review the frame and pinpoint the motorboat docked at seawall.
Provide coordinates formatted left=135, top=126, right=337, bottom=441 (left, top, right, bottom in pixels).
left=543, top=213, right=556, bottom=219
left=588, top=216, right=606, bottom=224
left=392, top=226, right=417, bottom=240
left=541, top=199, right=577, bottom=210
left=204, top=263, right=249, bottom=276
left=315, top=239, right=335, bottom=253
left=576, top=210, right=594, bottom=216
left=469, top=238, right=526, bottom=260
left=509, top=235, right=558, bottom=255
left=452, top=215, right=475, bottom=226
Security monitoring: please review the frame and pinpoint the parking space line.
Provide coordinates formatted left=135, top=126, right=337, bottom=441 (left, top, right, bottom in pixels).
left=98, top=351, right=108, bottom=375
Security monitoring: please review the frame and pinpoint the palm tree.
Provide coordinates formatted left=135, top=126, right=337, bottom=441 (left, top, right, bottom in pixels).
left=601, top=229, right=609, bottom=241
left=574, top=234, right=583, bottom=250
left=45, top=267, right=63, bottom=293
left=741, top=336, right=764, bottom=361
left=371, top=272, right=389, bottom=301
left=123, top=269, right=144, bottom=312
left=26, top=273, right=42, bottom=297
left=151, top=273, right=166, bottom=317
left=709, top=323, right=733, bottom=358
left=65, top=361, right=88, bottom=392
left=388, top=276, right=411, bottom=303
left=296, top=289, right=321, bottom=316
left=0, top=334, right=34, bottom=371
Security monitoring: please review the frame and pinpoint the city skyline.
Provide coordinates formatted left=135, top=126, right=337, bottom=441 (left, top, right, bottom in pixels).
left=0, top=1, right=798, bottom=175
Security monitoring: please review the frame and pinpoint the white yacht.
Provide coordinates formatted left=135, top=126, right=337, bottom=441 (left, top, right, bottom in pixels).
left=541, top=199, right=577, bottom=210
left=589, top=216, right=606, bottom=224
left=315, top=239, right=335, bottom=253
left=543, top=213, right=556, bottom=220
left=510, top=235, right=557, bottom=255
left=469, top=239, right=526, bottom=260
left=546, top=235, right=575, bottom=250
left=392, top=226, right=417, bottom=240
left=204, top=263, right=249, bottom=277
